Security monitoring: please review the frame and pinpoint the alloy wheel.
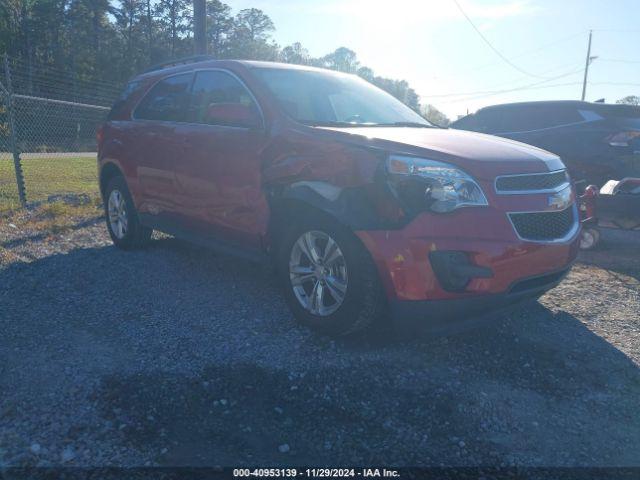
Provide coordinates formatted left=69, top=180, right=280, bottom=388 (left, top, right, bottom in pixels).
left=289, top=230, right=348, bottom=316
left=107, top=189, right=128, bottom=239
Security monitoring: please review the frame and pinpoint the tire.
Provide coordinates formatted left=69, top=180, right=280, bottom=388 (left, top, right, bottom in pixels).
left=104, top=175, right=152, bottom=249
left=277, top=214, right=387, bottom=336
left=579, top=227, right=600, bottom=250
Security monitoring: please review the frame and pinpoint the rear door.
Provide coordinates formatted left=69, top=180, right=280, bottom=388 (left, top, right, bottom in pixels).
left=132, top=72, right=193, bottom=217
left=173, top=69, right=269, bottom=249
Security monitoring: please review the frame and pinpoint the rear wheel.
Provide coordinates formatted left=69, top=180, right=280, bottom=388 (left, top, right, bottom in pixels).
left=104, top=175, right=152, bottom=249
left=277, top=215, right=387, bottom=336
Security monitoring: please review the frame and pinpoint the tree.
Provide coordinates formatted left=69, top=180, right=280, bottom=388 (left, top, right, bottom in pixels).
left=321, top=47, right=359, bottom=73
left=421, top=105, right=450, bottom=127
left=233, top=8, right=274, bottom=42
left=280, top=42, right=310, bottom=65
left=357, top=66, right=374, bottom=82
left=226, top=8, right=278, bottom=60
left=367, top=76, right=420, bottom=112
left=111, top=0, right=143, bottom=75
left=155, top=0, right=190, bottom=58
left=206, top=0, right=232, bottom=56
left=0, top=0, right=36, bottom=91
left=142, top=0, right=155, bottom=63
left=0, top=1, right=425, bottom=114
left=67, top=0, right=114, bottom=80
left=616, top=95, right=640, bottom=106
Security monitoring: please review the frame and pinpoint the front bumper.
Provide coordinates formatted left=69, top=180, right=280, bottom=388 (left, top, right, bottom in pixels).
left=389, top=265, right=571, bottom=328
left=356, top=205, right=580, bottom=322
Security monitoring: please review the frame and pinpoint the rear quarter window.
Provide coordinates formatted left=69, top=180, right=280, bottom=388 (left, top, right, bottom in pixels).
left=594, top=104, right=640, bottom=119
left=108, top=80, right=144, bottom=121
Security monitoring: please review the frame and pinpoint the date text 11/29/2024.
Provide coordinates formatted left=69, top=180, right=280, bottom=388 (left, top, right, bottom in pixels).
left=233, top=468, right=400, bottom=478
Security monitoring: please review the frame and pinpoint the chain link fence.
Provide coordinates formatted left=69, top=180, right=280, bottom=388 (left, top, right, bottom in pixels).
left=1, top=55, right=115, bottom=212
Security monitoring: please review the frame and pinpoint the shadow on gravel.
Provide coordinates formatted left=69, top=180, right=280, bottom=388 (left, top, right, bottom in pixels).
left=578, top=228, right=640, bottom=281
left=2, top=239, right=639, bottom=466
left=0, top=216, right=103, bottom=249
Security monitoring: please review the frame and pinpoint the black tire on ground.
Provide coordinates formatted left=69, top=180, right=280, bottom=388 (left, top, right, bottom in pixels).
left=103, top=175, right=152, bottom=249
left=277, top=213, right=387, bottom=336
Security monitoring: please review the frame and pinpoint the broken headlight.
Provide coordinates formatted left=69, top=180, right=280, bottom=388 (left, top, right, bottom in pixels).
left=386, top=154, right=488, bottom=213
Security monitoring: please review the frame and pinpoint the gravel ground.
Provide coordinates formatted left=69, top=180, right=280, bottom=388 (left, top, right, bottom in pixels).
left=1, top=210, right=639, bottom=469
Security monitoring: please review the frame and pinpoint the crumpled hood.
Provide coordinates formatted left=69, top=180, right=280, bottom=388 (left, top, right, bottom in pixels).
left=316, top=126, right=565, bottom=180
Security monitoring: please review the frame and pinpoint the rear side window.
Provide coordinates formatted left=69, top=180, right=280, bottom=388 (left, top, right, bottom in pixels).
left=500, top=106, right=583, bottom=132
left=134, top=73, right=193, bottom=122
left=188, top=70, right=258, bottom=126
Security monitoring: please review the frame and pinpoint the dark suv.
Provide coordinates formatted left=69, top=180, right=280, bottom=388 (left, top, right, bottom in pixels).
left=98, top=58, right=579, bottom=335
left=451, top=100, right=640, bottom=187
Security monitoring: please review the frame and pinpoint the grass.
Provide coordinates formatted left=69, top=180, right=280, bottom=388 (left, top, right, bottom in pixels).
left=33, top=200, right=102, bottom=234
left=1, top=196, right=102, bottom=239
left=0, top=198, right=103, bottom=267
left=0, top=156, right=99, bottom=212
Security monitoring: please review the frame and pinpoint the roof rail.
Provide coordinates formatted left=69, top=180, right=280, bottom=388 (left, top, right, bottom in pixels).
left=143, top=55, right=216, bottom=74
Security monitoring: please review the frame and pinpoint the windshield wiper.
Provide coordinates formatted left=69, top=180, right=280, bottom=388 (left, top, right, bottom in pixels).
left=301, top=120, right=438, bottom=128
left=301, top=120, right=368, bottom=127
left=377, top=121, right=437, bottom=128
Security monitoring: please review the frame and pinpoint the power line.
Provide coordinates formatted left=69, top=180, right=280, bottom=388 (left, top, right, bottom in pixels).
left=438, top=82, right=583, bottom=105
left=451, top=0, right=551, bottom=79
left=436, top=79, right=640, bottom=107
left=426, top=67, right=584, bottom=100
left=599, top=58, right=640, bottom=64
left=428, top=63, right=582, bottom=98
left=453, top=30, right=587, bottom=77
left=435, top=79, right=640, bottom=107
left=592, top=28, right=640, bottom=33
left=589, top=81, right=640, bottom=87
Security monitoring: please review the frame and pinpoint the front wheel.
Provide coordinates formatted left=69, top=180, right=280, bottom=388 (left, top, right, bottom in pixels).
left=277, top=216, right=387, bottom=336
left=579, top=227, right=600, bottom=250
left=104, top=175, right=152, bottom=249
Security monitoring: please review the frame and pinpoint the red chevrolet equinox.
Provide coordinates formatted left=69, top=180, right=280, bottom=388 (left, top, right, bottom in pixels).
left=98, top=58, right=580, bottom=336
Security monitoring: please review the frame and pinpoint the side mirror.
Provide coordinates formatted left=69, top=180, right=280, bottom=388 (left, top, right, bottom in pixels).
left=204, top=103, right=261, bottom=129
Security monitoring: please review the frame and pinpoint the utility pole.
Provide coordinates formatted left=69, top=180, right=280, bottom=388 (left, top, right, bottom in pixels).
left=581, top=30, right=593, bottom=101
left=194, top=0, right=207, bottom=55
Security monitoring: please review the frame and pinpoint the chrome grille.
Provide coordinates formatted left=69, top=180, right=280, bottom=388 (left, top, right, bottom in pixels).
left=496, top=170, right=569, bottom=193
left=509, top=207, right=577, bottom=241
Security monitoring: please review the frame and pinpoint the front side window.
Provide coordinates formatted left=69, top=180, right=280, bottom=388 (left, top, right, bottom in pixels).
left=134, top=73, right=192, bottom=122
left=452, top=114, right=478, bottom=130
left=188, top=70, right=260, bottom=127
left=493, top=107, right=542, bottom=132
left=253, top=67, right=432, bottom=127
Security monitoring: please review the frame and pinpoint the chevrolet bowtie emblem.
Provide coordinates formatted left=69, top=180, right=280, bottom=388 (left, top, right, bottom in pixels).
left=548, top=187, right=572, bottom=210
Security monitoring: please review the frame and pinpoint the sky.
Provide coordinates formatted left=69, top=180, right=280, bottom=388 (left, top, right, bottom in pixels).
left=225, top=0, right=640, bottom=119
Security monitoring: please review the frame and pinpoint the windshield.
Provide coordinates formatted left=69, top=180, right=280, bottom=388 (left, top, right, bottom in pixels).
left=253, top=67, right=433, bottom=127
